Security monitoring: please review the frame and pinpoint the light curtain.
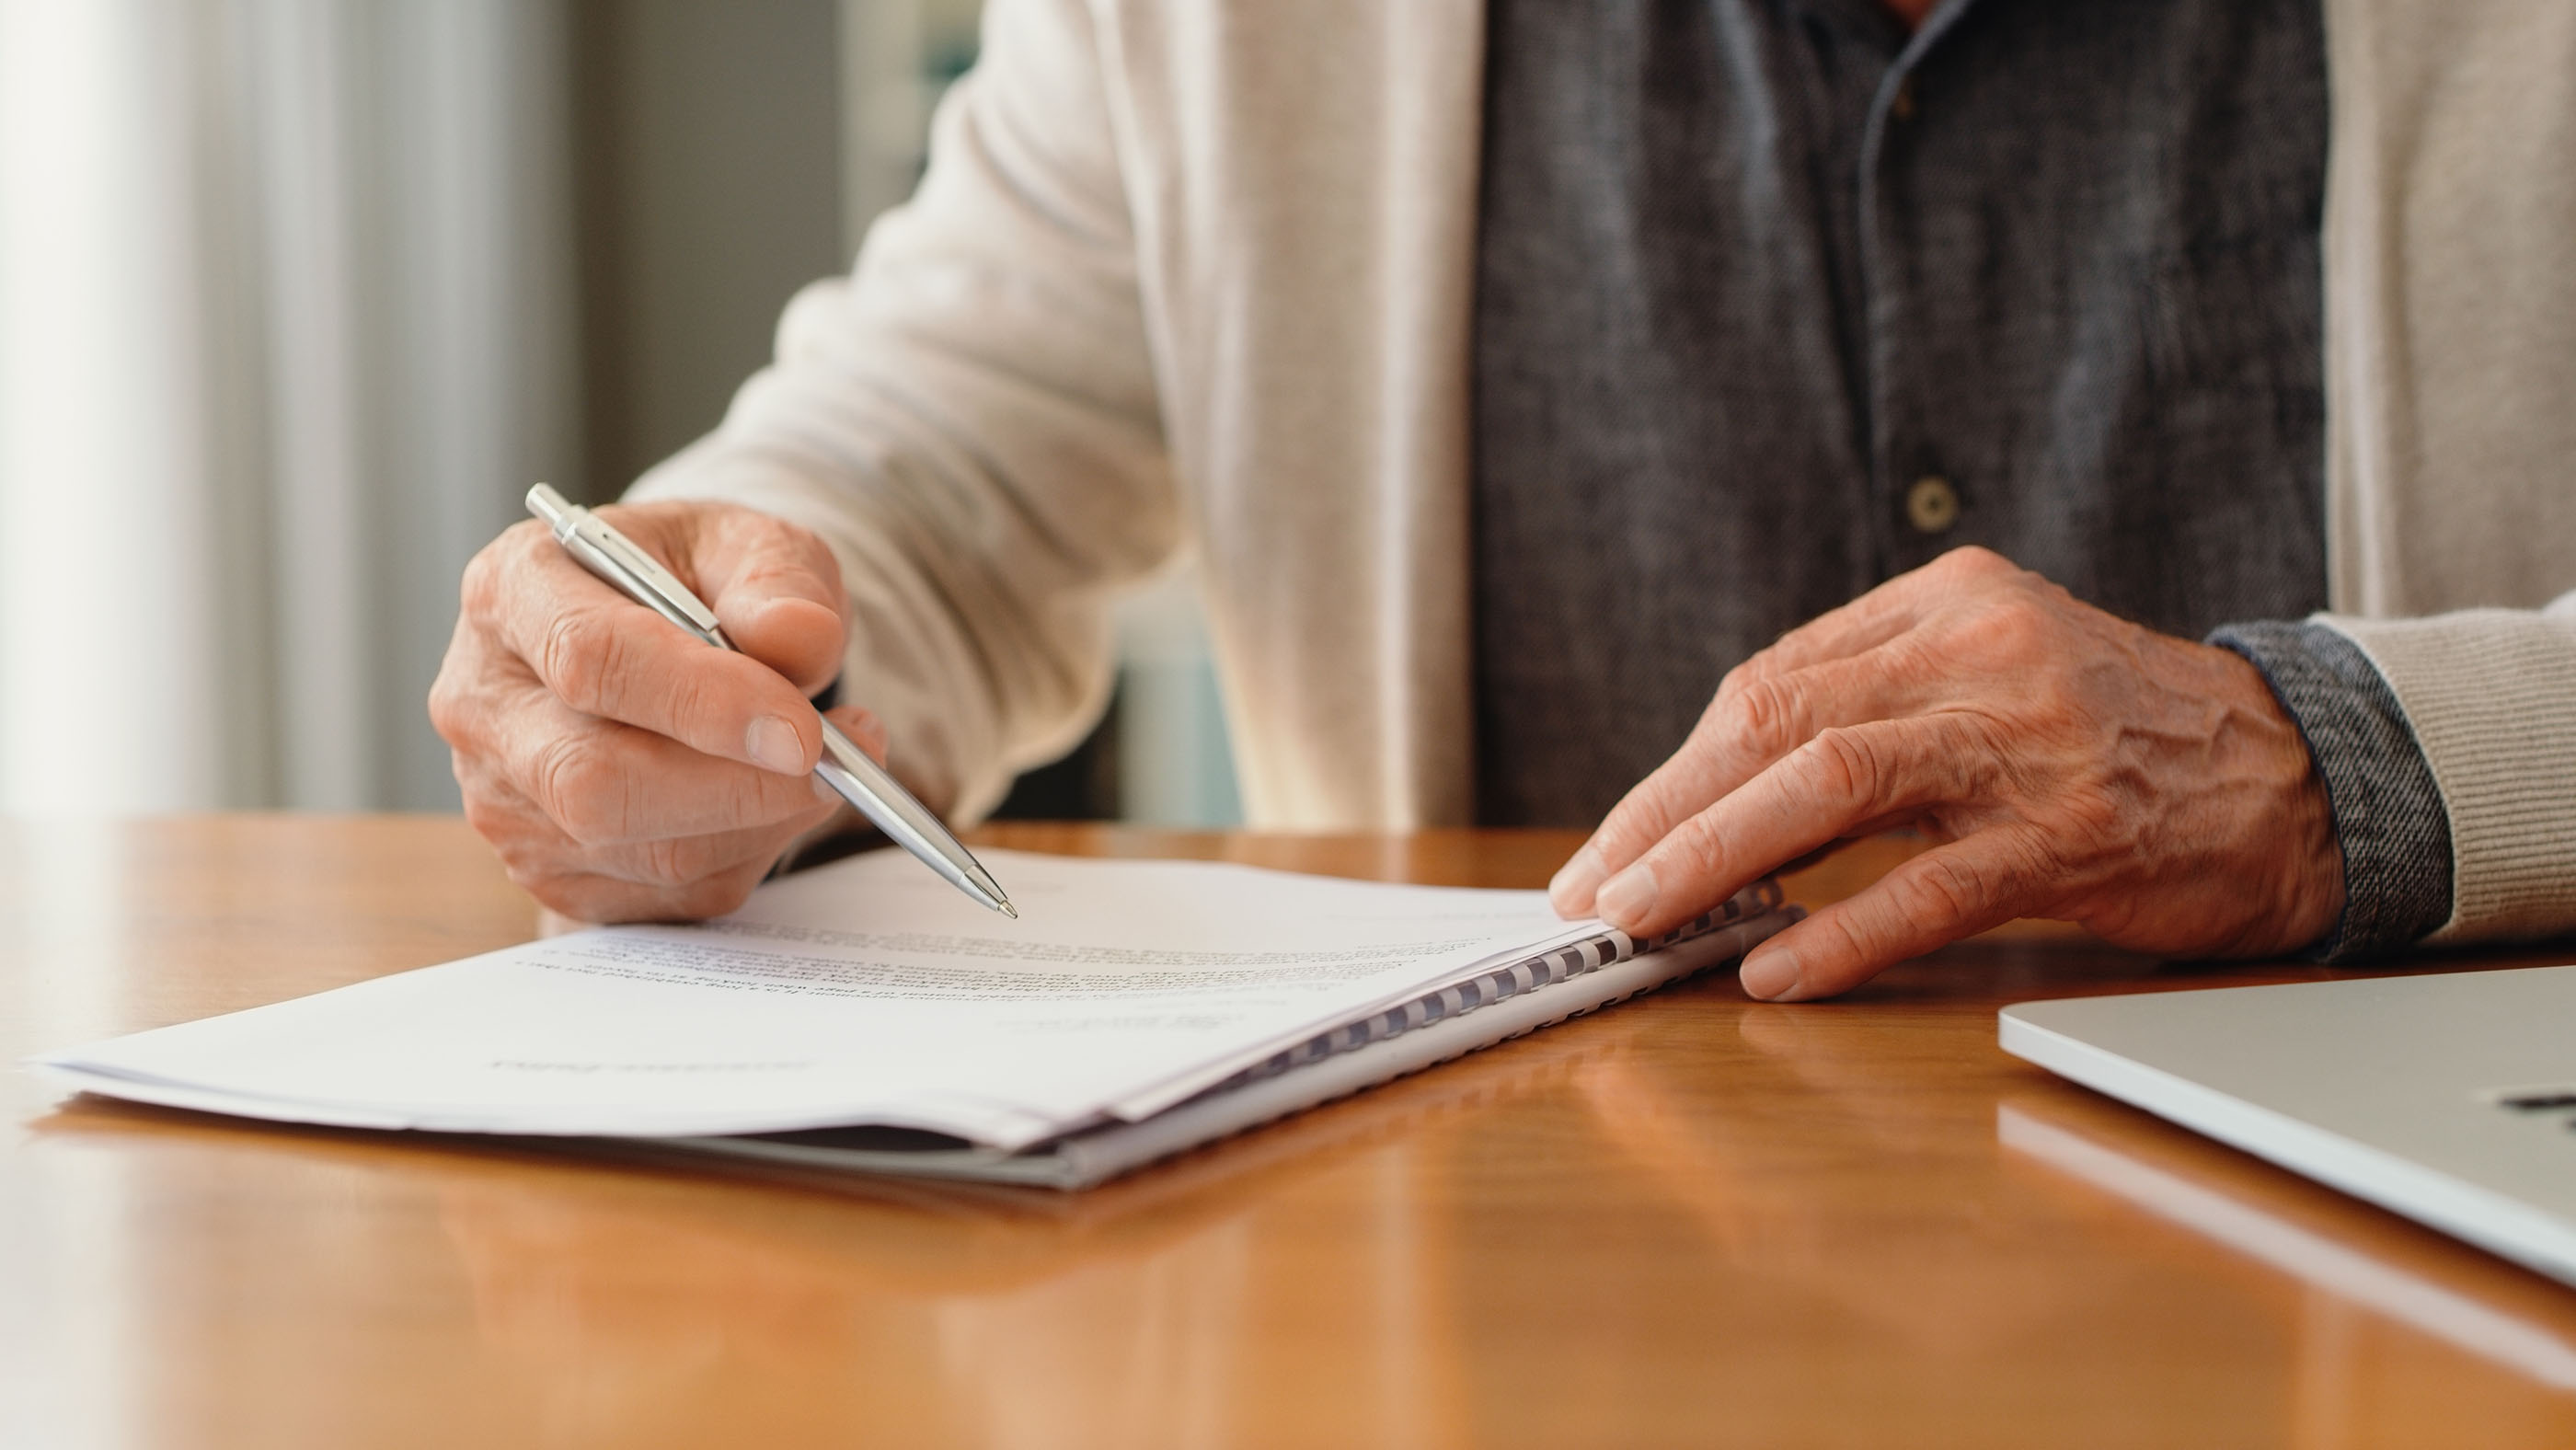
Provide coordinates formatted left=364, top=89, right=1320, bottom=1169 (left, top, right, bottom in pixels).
left=0, top=0, right=580, bottom=812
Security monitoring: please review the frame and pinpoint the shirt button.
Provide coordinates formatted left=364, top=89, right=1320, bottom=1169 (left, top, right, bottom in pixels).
left=1891, top=78, right=1918, bottom=123
left=1905, top=475, right=1961, bottom=535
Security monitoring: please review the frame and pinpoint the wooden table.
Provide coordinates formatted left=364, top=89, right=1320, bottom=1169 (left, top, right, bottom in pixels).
left=4, top=818, right=2573, bottom=1448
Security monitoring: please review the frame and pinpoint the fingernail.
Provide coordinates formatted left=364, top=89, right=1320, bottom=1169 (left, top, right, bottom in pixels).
left=1548, top=846, right=1607, bottom=912
left=1595, top=864, right=1658, bottom=929
left=1741, top=948, right=1800, bottom=1001
left=745, top=715, right=807, bottom=775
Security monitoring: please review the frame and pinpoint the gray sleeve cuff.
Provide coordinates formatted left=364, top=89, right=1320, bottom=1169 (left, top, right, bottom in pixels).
left=2208, top=620, right=2452, bottom=961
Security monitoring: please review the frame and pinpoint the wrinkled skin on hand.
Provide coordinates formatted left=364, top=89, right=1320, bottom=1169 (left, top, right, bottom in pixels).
left=430, top=501, right=883, bottom=922
left=1549, top=547, right=2345, bottom=1001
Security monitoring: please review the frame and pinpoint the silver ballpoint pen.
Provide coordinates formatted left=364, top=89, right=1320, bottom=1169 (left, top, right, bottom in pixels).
left=525, top=484, right=1016, bottom=917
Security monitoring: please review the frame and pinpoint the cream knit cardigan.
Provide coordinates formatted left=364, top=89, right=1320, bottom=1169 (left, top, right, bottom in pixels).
left=633, top=0, right=2576, bottom=945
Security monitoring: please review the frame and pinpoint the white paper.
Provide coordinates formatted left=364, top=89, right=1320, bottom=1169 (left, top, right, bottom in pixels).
left=39, top=849, right=1613, bottom=1150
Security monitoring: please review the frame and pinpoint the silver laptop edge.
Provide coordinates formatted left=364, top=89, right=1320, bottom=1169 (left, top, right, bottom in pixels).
left=2002, top=976, right=2576, bottom=1289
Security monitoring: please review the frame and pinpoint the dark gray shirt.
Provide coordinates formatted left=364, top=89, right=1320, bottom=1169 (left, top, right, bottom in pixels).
left=1470, top=0, right=2450, bottom=956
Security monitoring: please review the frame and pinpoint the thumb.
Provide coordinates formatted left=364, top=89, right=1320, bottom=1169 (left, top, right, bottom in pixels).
left=675, top=505, right=850, bottom=696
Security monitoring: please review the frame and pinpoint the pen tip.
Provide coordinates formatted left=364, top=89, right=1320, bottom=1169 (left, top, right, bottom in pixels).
left=999, top=901, right=1019, bottom=919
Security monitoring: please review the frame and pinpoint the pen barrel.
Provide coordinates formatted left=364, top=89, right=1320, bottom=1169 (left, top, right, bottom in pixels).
left=814, top=724, right=1011, bottom=913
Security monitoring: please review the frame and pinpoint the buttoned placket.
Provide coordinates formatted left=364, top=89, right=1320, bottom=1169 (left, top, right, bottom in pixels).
left=1851, top=0, right=1982, bottom=579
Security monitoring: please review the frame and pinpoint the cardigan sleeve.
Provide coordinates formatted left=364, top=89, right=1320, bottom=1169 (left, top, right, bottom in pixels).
left=2208, top=620, right=2453, bottom=961
left=2318, top=592, right=2576, bottom=945
left=627, top=0, right=1176, bottom=824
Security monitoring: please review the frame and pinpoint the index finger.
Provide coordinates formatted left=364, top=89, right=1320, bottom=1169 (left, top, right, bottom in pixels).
left=1592, top=712, right=1986, bottom=938
left=1732, top=833, right=2048, bottom=1000
left=600, top=503, right=849, bottom=696
left=472, top=520, right=828, bottom=777
left=1551, top=642, right=1924, bottom=915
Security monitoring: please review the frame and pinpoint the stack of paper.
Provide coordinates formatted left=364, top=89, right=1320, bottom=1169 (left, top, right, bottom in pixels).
left=37, top=849, right=1795, bottom=1188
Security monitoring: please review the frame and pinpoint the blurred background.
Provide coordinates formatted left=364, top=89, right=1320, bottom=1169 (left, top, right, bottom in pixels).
left=0, top=0, right=1238, bottom=825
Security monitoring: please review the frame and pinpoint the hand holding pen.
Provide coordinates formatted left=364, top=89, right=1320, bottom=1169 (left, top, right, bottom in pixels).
left=429, top=490, right=1010, bottom=921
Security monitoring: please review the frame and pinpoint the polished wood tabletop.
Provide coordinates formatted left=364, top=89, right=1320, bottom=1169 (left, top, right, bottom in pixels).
left=5, top=817, right=2575, bottom=1448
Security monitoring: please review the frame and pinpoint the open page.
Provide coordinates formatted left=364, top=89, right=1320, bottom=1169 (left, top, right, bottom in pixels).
left=40, top=850, right=1626, bottom=1150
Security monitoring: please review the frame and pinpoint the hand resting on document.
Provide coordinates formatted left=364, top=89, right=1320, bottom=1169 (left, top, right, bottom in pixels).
left=431, top=500, right=884, bottom=922
left=1549, top=547, right=2348, bottom=1001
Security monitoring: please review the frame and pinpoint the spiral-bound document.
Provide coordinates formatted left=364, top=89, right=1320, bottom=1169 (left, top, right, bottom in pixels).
left=37, top=849, right=1796, bottom=1189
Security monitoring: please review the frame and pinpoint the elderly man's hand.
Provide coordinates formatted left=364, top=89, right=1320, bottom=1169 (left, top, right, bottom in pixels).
left=429, top=501, right=883, bottom=923
left=1548, top=547, right=2345, bottom=1000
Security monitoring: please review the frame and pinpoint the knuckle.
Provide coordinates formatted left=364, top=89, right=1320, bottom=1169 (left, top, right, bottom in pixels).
left=1704, top=658, right=1768, bottom=725
left=1899, top=851, right=1993, bottom=926
left=459, top=523, right=543, bottom=620
left=1941, top=544, right=2012, bottom=579
left=1797, top=726, right=1882, bottom=809
left=1811, top=906, right=1881, bottom=972
left=1724, top=673, right=1807, bottom=757
left=495, top=846, right=558, bottom=895
left=426, top=657, right=502, bottom=751
left=1664, top=812, right=1730, bottom=886
left=1972, top=594, right=2053, bottom=660
left=538, top=610, right=623, bottom=714
left=457, top=552, right=496, bottom=620
left=522, top=870, right=612, bottom=923
left=456, top=543, right=504, bottom=621
left=638, top=834, right=720, bottom=889
left=425, top=673, right=470, bottom=745
left=477, top=814, right=581, bottom=899
left=673, top=865, right=763, bottom=920
left=458, top=781, right=518, bottom=840
left=528, top=733, right=629, bottom=844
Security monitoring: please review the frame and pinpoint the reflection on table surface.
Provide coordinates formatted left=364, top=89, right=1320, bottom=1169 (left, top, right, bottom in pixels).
left=3, top=817, right=2573, bottom=1448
